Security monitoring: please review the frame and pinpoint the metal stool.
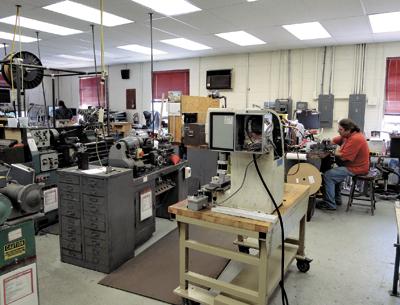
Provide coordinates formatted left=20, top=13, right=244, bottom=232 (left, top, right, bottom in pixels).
left=346, top=170, right=379, bottom=215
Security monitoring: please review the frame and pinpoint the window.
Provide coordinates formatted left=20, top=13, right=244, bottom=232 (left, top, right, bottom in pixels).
left=79, top=76, right=105, bottom=108
left=385, top=57, right=400, bottom=115
left=152, top=69, right=189, bottom=100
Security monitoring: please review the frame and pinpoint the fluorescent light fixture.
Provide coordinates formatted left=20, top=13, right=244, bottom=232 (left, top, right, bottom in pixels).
left=247, top=0, right=259, bottom=2
left=161, top=38, right=211, bottom=51
left=57, top=54, right=93, bottom=61
left=43, top=1, right=133, bottom=27
left=369, top=11, right=400, bottom=33
left=131, top=0, right=201, bottom=16
left=0, top=31, right=37, bottom=43
left=118, top=44, right=167, bottom=55
left=215, top=31, right=265, bottom=46
left=282, top=21, right=331, bottom=40
left=0, top=44, right=8, bottom=48
left=0, top=16, right=82, bottom=36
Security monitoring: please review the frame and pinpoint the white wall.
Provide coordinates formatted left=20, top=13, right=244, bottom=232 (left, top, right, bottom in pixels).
left=51, top=41, right=400, bottom=137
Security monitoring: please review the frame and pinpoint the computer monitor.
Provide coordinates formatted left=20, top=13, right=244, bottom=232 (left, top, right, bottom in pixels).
left=48, top=106, right=77, bottom=117
left=0, top=89, right=11, bottom=103
left=48, top=106, right=58, bottom=118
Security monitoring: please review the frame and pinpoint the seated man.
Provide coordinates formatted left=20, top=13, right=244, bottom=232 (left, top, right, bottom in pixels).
left=317, top=118, right=370, bottom=210
left=55, top=100, right=73, bottom=120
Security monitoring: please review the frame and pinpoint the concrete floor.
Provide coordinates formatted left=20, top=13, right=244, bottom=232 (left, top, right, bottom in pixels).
left=36, top=200, right=400, bottom=305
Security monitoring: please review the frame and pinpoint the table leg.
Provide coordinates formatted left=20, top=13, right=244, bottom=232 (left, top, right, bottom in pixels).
left=391, top=235, right=400, bottom=297
left=297, top=215, right=306, bottom=257
left=179, top=222, right=189, bottom=290
left=258, top=235, right=269, bottom=305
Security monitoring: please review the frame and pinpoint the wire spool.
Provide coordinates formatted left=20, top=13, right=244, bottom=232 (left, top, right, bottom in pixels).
left=287, top=163, right=322, bottom=195
left=1, top=51, right=44, bottom=89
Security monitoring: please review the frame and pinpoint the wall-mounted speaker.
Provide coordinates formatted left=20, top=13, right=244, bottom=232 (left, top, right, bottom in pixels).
left=121, top=69, right=130, bottom=79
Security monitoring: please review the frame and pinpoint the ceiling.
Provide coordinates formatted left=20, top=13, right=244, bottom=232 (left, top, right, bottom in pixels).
left=0, top=0, right=400, bottom=68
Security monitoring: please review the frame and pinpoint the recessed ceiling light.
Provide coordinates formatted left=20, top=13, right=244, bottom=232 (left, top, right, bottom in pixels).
left=161, top=38, right=211, bottom=51
left=0, top=31, right=37, bottom=43
left=130, top=0, right=201, bottom=16
left=247, top=0, right=259, bottom=2
left=57, top=54, right=93, bottom=61
left=0, top=16, right=82, bottom=36
left=369, top=11, right=400, bottom=33
left=117, top=44, right=167, bottom=55
left=215, top=31, right=265, bottom=46
left=43, top=1, right=133, bottom=27
left=0, top=44, right=8, bottom=48
left=282, top=21, right=331, bottom=40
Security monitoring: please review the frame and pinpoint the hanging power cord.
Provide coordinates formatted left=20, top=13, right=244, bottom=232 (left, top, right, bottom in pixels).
left=90, top=24, right=101, bottom=108
left=215, top=156, right=260, bottom=206
left=252, top=154, right=290, bottom=305
left=35, top=31, right=48, bottom=127
left=94, top=128, right=103, bottom=166
left=9, top=7, right=21, bottom=103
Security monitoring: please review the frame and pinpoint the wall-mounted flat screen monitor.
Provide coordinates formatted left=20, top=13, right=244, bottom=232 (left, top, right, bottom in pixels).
left=206, top=69, right=232, bottom=90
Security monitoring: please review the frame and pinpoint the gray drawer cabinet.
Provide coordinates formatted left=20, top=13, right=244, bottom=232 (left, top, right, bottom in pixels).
left=57, top=166, right=135, bottom=273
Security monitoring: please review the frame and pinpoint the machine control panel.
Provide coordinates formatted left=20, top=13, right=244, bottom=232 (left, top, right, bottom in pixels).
left=31, top=129, right=51, bottom=148
left=40, top=151, right=59, bottom=172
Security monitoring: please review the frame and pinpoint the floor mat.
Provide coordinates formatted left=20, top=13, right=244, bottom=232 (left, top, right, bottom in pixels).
left=99, top=225, right=236, bottom=305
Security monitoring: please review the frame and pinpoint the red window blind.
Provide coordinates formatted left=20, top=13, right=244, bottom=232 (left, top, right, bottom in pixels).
left=152, top=70, right=189, bottom=100
left=386, top=57, right=400, bottom=115
left=79, top=76, right=105, bottom=108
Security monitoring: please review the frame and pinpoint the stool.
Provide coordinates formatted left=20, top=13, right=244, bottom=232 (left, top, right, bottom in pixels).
left=346, top=169, right=379, bottom=215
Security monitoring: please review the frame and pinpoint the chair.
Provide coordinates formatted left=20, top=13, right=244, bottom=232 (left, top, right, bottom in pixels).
left=346, top=169, right=380, bottom=215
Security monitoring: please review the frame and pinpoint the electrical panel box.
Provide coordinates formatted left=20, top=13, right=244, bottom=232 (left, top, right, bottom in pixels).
left=208, top=109, right=281, bottom=155
left=209, top=112, right=235, bottom=151
left=318, top=94, right=334, bottom=128
left=348, top=94, right=366, bottom=131
left=275, top=98, right=293, bottom=119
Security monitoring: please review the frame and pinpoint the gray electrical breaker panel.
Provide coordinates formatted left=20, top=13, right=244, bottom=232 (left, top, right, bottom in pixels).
left=318, top=94, right=334, bottom=128
left=348, top=94, right=366, bottom=131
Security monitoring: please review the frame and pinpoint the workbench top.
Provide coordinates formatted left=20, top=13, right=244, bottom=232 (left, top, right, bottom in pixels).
left=168, top=183, right=310, bottom=233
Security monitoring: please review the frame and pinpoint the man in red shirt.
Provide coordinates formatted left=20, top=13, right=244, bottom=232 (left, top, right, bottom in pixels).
left=317, top=118, right=370, bottom=210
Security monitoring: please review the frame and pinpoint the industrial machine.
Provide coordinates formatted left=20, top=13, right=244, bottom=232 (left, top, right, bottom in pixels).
left=108, top=133, right=188, bottom=246
left=0, top=219, right=39, bottom=305
left=109, top=133, right=175, bottom=178
left=196, top=108, right=285, bottom=215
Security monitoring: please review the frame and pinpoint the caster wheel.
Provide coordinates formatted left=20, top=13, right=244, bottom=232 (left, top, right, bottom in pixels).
left=296, top=259, right=311, bottom=273
left=182, top=298, right=200, bottom=305
left=238, top=245, right=250, bottom=254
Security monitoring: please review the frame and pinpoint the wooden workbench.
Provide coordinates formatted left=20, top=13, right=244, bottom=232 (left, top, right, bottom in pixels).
left=168, top=183, right=311, bottom=305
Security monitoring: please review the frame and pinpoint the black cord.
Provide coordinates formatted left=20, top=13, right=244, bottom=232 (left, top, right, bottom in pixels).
left=253, top=154, right=289, bottom=305
left=91, top=25, right=101, bottom=108
left=216, top=156, right=260, bottom=205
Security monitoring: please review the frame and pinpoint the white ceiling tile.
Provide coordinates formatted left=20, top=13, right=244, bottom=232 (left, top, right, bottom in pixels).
left=0, top=0, right=399, bottom=66
left=362, top=0, right=400, bottom=14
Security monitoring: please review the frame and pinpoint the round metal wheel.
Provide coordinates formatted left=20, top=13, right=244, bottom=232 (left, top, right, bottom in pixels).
left=296, top=259, right=310, bottom=273
left=238, top=245, right=250, bottom=254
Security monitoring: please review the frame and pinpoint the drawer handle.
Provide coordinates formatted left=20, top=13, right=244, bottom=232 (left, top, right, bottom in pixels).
left=90, top=198, right=98, bottom=203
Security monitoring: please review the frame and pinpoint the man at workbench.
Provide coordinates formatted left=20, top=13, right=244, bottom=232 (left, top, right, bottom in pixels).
left=317, top=118, right=370, bottom=210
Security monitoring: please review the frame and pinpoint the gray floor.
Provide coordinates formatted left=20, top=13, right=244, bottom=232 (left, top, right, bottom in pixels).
left=36, top=200, right=400, bottom=305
